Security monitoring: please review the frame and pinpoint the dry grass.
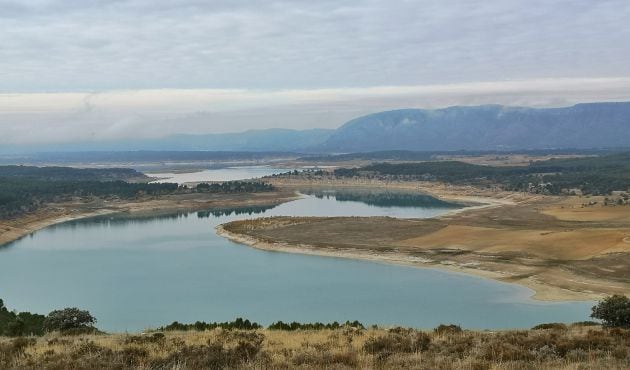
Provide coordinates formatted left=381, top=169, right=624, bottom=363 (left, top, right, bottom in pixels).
left=2, top=325, right=630, bottom=369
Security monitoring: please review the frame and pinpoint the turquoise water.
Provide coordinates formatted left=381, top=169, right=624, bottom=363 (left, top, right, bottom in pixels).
left=0, top=190, right=593, bottom=331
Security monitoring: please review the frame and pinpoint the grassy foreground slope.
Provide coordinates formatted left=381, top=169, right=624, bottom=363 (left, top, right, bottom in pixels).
left=2, top=296, right=630, bottom=369
left=1, top=324, right=629, bottom=369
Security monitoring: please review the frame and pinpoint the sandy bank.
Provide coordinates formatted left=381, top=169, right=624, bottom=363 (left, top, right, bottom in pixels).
left=216, top=224, right=598, bottom=302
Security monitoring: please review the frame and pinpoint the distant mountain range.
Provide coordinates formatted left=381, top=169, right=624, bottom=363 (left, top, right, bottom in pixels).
left=3, top=102, right=630, bottom=154
left=317, top=102, right=630, bottom=152
left=0, top=128, right=333, bottom=154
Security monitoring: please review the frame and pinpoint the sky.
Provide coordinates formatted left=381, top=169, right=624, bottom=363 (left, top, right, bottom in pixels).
left=1, top=0, right=630, bottom=144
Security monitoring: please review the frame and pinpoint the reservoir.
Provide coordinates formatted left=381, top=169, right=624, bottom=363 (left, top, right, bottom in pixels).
left=0, top=188, right=593, bottom=332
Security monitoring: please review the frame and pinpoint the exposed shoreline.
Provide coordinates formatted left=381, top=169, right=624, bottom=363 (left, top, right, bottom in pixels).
left=215, top=224, right=597, bottom=302
left=218, top=178, right=630, bottom=302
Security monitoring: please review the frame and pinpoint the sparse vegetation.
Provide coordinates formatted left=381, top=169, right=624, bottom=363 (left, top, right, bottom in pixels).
left=2, top=324, right=630, bottom=369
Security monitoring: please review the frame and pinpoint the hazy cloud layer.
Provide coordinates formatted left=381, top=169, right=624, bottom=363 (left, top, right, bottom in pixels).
left=2, top=78, right=630, bottom=144
left=1, top=1, right=630, bottom=144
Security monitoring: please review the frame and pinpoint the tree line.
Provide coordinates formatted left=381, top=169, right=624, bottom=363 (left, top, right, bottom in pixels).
left=0, top=178, right=179, bottom=219
left=0, top=166, right=274, bottom=219
left=195, top=181, right=273, bottom=193
left=2, top=295, right=630, bottom=337
left=333, top=152, right=630, bottom=195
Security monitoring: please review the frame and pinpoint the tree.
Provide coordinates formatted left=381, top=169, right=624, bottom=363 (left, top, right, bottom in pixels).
left=43, top=308, right=97, bottom=332
left=6, top=318, right=25, bottom=337
left=591, top=295, right=630, bottom=328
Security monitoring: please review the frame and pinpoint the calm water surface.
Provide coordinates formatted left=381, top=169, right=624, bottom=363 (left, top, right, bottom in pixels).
left=0, top=189, right=592, bottom=331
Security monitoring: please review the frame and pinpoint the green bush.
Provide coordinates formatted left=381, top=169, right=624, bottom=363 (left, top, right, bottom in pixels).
left=532, top=323, right=568, bottom=330
left=591, top=295, right=630, bottom=328
left=43, top=308, right=97, bottom=333
left=434, top=324, right=463, bottom=334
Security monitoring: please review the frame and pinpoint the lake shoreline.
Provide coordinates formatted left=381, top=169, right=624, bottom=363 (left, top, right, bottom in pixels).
left=0, top=189, right=300, bottom=247
left=215, top=224, right=597, bottom=302
left=218, top=177, right=630, bottom=302
left=3, top=177, right=626, bottom=303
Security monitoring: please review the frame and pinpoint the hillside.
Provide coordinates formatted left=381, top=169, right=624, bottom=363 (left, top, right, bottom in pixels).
left=317, top=102, right=630, bottom=152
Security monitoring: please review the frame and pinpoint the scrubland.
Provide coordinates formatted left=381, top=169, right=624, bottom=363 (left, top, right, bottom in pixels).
left=2, top=324, right=630, bottom=369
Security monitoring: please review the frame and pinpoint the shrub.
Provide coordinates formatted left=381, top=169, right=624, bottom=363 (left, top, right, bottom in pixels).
left=155, top=332, right=265, bottom=369
left=554, top=329, right=613, bottom=356
left=43, top=308, right=97, bottom=332
left=591, top=295, right=630, bottom=328
left=434, top=324, right=463, bottom=335
left=123, top=333, right=166, bottom=345
left=571, top=321, right=600, bottom=327
left=532, top=323, right=568, bottom=330
left=479, top=340, right=536, bottom=362
left=363, top=329, right=431, bottom=360
left=0, top=337, right=37, bottom=368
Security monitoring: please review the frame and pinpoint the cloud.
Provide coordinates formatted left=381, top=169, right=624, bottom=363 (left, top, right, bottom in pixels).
left=1, top=1, right=629, bottom=145
left=2, top=78, right=630, bottom=144
left=0, top=0, right=628, bottom=91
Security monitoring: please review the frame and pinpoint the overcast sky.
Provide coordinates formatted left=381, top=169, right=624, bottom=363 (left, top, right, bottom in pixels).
left=1, top=0, right=630, bottom=144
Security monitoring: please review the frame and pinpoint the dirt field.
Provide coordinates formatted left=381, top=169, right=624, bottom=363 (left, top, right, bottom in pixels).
left=221, top=178, right=630, bottom=301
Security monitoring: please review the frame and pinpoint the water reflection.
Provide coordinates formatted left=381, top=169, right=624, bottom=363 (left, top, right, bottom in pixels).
left=300, top=188, right=463, bottom=208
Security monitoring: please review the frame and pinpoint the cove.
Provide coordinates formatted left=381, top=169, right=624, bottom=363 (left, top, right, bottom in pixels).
left=0, top=189, right=593, bottom=332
